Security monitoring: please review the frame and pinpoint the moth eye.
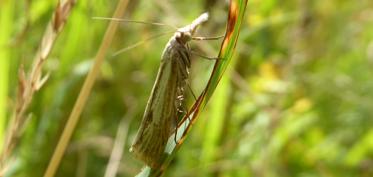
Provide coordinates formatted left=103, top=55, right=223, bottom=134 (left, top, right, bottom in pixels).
left=184, top=32, right=192, bottom=39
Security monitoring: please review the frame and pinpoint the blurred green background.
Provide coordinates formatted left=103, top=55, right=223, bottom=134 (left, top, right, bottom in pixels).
left=1, top=0, right=373, bottom=176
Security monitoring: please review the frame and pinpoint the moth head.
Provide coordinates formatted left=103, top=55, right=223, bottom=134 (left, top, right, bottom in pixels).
left=175, top=30, right=192, bottom=44
left=174, top=13, right=208, bottom=44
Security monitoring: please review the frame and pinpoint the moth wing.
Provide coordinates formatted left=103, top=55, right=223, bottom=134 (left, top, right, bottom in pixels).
left=130, top=52, right=180, bottom=168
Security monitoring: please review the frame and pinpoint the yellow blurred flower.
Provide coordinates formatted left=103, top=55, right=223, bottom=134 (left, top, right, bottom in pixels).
left=292, top=98, right=313, bottom=113
left=259, top=61, right=279, bottom=80
left=248, top=14, right=263, bottom=27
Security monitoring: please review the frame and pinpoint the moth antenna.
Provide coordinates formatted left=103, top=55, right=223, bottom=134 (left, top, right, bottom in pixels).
left=112, top=30, right=175, bottom=56
left=92, top=17, right=179, bottom=30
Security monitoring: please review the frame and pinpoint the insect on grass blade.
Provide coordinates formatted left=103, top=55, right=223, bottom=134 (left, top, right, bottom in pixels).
left=130, top=12, right=210, bottom=168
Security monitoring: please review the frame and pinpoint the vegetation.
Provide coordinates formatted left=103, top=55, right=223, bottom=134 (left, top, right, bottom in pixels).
left=1, top=0, right=372, bottom=177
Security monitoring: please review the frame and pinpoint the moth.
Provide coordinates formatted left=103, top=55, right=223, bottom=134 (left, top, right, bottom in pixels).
left=130, top=12, right=210, bottom=168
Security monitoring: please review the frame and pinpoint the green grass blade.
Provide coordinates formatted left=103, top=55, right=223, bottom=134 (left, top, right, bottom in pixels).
left=0, top=0, right=14, bottom=153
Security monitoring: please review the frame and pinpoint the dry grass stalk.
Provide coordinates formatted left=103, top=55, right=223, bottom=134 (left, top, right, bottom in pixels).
left=0, top=0, right=76, bottom=175
left=43, top=0, right=130, bottom=176
left=104, top=106, right=134, bottom=177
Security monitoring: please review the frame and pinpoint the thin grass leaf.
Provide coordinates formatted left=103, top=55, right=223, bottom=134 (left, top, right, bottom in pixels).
left=136, top=0, right=247, bottom=176
left=0, top=1, right=14, bottom=174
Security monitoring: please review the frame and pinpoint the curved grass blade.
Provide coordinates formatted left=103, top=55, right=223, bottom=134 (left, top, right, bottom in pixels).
left=135, top=0, right=248, bottom=176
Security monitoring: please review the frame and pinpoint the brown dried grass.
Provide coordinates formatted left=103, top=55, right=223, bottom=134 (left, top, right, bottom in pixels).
left=0, top=0, right=76, bottom=175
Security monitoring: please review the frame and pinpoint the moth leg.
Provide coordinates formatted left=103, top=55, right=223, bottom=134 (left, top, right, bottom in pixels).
left=192, top=35, right=225, bottom=41
left=174, top=128, right=178, bottom=144
left=173, top=105, right=187, bottom=144
left=181, top=44, right=220, bottom=60
left=186, top=81, right=197, bottom=101
left=173, top=87, right=186, bottom=144
left=190, top=50, right=222, bottom=60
